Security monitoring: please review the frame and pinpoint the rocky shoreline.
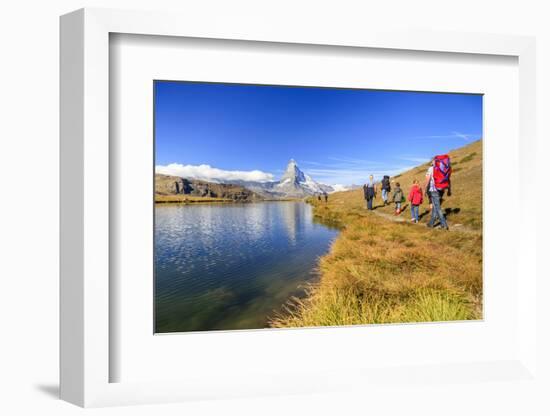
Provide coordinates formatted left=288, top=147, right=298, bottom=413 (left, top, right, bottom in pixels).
left=155, top=174, right=264, bottom=203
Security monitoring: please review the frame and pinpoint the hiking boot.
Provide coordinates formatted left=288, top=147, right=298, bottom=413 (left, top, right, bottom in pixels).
left=426, top=222, right=434, bottom=228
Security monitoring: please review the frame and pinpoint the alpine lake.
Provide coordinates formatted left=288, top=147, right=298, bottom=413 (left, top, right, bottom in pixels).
left=155, top=201, right=339, bottom=333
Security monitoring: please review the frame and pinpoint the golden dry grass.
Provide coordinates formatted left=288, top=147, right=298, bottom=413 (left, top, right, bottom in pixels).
left=270, top=140, right=483, bottom=328
left=380, top=139, right=483, bottom=229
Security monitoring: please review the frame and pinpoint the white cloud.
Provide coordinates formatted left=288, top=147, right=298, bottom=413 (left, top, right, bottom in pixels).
left=451, top=131, right=471, bottom=140
left=416, top=132, right=481, bottom=140
left=330, top=184, right=351, bottom=192
left=397, top=156, right=430, bottom=164
left=156, top=163, right=275, bottom=183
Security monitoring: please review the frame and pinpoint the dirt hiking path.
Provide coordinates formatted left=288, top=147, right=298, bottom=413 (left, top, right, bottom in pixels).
left=371, top=208, right=479, bottom=234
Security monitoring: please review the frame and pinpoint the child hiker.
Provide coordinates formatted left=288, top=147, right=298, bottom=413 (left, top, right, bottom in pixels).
left=408, top=179, right=423, bottom=223
left=392, top=182, right=404, bottom=215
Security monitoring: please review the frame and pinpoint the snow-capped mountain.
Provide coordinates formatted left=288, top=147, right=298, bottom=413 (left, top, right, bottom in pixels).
left=273, top=159, right=331, bottom=197
left=167, top=159, right=351, bottom=199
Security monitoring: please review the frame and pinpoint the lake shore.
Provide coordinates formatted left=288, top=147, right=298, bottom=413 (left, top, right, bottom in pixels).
left=155, top=194, right=233, bottom=204
left=155, top=194, right=303, bottom=204
left=269, top=194, right=482, bottom=328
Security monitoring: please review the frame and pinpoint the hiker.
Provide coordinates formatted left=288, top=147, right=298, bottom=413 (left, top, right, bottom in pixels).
left=408, top=179, right=423, bottom=223
left=392, top=182, right=404, bottom=215
left=381, top=175, right=391, bottom=205
left=425, top=154, right=452, bottom=230
left=363, top=175, right=376, bottom=210
left=323, top=192, right=328, bottom=203
left=317, top=194, right=322, bottom=201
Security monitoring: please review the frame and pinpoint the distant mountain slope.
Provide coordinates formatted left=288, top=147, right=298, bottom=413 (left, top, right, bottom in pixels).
left=155, top=174, right=264, bottom=202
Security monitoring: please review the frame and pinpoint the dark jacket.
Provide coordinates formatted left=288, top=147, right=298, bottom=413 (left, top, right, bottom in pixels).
left=381, top=175, right=391, bottom=192
left=363, top=183, right=376, bottom=200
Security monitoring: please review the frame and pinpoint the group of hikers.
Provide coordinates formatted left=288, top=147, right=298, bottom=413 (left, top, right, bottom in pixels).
left=362, top=154, right=452, bottom=230
left=317, top=192, right=329, bottom=203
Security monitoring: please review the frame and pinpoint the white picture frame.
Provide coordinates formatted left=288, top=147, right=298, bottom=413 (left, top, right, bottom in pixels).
left=60, top=7, right=538, bottom=408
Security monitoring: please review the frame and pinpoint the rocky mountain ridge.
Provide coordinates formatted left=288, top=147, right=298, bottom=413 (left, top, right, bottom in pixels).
left=155, top=174, right=264, bottom=202
left=272, top=159, right=333, bottom=197
left=156, top=159, right=353, bottom=200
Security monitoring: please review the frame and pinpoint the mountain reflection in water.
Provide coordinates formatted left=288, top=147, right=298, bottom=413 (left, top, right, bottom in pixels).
left=155, top=201, right=339, bottom=333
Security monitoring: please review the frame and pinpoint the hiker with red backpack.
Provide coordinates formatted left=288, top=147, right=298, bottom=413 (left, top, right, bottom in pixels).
left=408, top=179, right=423, bottom=223
left=425, top=154, right=452, bottom=230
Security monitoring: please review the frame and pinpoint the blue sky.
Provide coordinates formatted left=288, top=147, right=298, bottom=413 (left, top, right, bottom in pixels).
left=155, top=81, right=482, bottom=185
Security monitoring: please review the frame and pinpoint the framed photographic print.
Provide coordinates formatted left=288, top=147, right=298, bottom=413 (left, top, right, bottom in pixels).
left=152, top=80, right=483, bottom=334
left=60, top=8, right=539, bottom=408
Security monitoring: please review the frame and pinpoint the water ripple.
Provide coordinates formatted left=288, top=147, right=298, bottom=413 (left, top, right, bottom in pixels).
left=155, top=201, right=338, bottom=332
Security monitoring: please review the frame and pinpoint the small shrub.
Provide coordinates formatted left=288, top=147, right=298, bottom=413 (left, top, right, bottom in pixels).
left=459, top=152, right=477, bottom=163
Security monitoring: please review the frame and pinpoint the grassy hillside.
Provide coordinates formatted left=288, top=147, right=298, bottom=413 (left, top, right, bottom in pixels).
left=383, top=139, right=482, bottom=229
left=270, top=140, right=483, bottom=327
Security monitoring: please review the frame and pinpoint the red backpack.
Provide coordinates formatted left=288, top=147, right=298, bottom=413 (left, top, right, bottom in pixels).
left=433, top=154, right=451, bottom=190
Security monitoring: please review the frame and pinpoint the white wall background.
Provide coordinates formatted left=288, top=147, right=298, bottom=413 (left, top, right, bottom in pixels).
left=0, top=1, right=548, bottom=415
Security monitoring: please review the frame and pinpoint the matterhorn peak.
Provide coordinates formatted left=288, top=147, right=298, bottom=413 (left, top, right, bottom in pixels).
left=286, top=158, right=297, bottom=168
left=280, top=158, right=305, bottom=183
left=272, top=157, right=334, bottom=197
